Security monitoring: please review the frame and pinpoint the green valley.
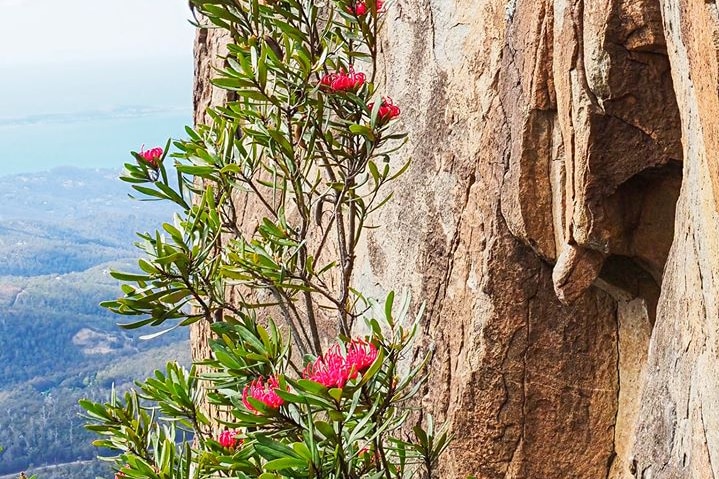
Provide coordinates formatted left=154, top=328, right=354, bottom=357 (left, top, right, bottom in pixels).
left=0, top=167, right=190, bottom=478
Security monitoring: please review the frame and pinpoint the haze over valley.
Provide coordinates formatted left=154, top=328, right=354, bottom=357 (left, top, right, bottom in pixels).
left=0, top=167, right=191, bottom=478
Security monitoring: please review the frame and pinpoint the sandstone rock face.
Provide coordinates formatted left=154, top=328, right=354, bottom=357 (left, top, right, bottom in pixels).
left=630, top=1, right=719, bottom=477
left=192, top=0, right=719, bottom=477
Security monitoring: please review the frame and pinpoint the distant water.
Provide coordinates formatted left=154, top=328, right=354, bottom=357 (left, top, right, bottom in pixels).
left=0, top=57, right=193, bottom=176
left=0, top=109, right=192, bottom=175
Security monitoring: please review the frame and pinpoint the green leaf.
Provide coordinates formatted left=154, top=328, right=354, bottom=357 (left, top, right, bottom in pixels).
left=292, top=442, right=312, bottom=460
left=328, top=410, right=344, bottom=422
left=349, top=123, right=376, bottom=141
left=385, top=290, right=395, bottom=324
left=264, top=456, right=306, bottom=471
left=357, top=347, right=384, bottom=387
left=413, top=424, right=429, bottom=451
left=328, top=387, right=343, bottom=402
left=389, top=157, right=412, bottom=181
left=314, top=420, right=335, bottom=440
left=273, top=388, right=308, bottom=404
left=367, top=160, right=380, bottom=184
left=295, top=379, right=328, bottom=395
left=109, top=271, right=150, bottom=282
left=267, top=128, right=294, bottom=158
left=255, top=435, right=303, bottom=460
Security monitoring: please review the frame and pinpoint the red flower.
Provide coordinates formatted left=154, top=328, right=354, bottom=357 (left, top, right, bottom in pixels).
left=139, top=145, right=163, bottom=167
left=319, top=67, right=366, bottom=93
left=303, top=338, right=378, bottom=389
left=304, top=345, right=351, bottom=388
left=242, top=375, right=285, bottom=413
left=349, top=0, right=384, bottom=15
left=368, top=97, right=401, bottom=123
left=218, top=429, right=243, bottom=449
left=346, top=338, right=378, bottom=373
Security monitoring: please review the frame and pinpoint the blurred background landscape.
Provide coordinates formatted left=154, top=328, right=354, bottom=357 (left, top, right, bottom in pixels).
left=0, top=1, right=196, bottom=477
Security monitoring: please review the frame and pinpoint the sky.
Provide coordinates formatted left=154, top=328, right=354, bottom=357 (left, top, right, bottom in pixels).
left=0, top=0, right=197, bottom=175
left=0, top=0, right=194, bottom=67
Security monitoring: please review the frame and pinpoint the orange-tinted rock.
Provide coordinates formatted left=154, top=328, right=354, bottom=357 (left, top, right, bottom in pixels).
left=192, top=0, right=719, bottom=476
left=630, top=1, right=719, bottom=477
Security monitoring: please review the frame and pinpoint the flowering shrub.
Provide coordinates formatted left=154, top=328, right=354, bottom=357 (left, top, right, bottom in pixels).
left=242, top=375, right=285, bottom=412
left=303, top=338, right=378, bottom=388
left=370, top=97, right=402, bottom=123
left=80, top=0, right=449, bottom=477
left=138, top=146, right=163, bottom=167
left=320, top=67, right=366, bottom=92
left=218, top=429, right=242, bottom=450
left=83, top=297, right=448, bottom=478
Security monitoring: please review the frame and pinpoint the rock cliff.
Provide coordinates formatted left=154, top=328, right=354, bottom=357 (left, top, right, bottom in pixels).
left=192, top=1, right=719, bottom=477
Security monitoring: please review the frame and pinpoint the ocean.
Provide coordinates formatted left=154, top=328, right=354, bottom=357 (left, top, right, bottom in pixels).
left=0, top=109, right=192, bottom=175
left=0, top=57, right=193, bottom=176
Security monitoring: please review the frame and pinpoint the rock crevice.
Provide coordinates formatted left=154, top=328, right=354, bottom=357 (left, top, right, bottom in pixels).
left=192, top=0, right=719, bottom=476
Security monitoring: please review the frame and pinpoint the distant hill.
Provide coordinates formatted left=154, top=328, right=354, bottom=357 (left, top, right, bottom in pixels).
left=0, top=166, right=174, bottom=276
left=0, top=168, right=190, bottom=478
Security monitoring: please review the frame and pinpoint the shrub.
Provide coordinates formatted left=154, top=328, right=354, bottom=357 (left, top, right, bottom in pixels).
left=81, top=0, right=449, bottom=477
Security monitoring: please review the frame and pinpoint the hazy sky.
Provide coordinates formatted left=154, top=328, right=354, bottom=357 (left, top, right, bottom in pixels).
left=0, top=0, right=197, bottom=175
left=0, top=0, right=195, bottom=66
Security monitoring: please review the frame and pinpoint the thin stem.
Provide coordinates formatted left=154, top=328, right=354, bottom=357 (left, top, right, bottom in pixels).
left=268, top=286, right=310, bottom=356
left=333, top=188, right=351, bottom=336
left=239, top=172, right=280, bottom=220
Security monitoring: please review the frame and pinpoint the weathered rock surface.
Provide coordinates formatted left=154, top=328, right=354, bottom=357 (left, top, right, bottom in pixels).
left=630, top=1, right=719, bottom=477
left=191, top=24, right=235, bottom=428
left=192, top=0, right=719, bottom=477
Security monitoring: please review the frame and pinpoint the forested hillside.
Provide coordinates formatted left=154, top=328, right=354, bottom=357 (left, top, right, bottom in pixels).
left=0, top=167, right=172, bottom=276
left=0, top=168, right=190, bottom=478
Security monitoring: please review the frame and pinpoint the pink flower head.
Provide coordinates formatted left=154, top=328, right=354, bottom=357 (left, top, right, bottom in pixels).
left=303, top=338, right=378, bottom=389
left=346, top=338, right=378, bottom=373
left=139, top=145, right=163, bottom=167
left=303, top=344, right=352, bottom=388
left=242, top=375, right=285, bottom=413
left=348, top=0, right=384, bottom=15
left=218, top=429, right=243, bottom=449
left=368, top=97, right=401, bottom=123
left=319, top=67, right=366, bottom=93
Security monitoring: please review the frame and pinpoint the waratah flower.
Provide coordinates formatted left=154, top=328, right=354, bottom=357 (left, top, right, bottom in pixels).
left=304, top=345, right=352, bottom=388
left=139, top=145, right=163, bottom=167
left=218, top=429, right=243, bottom=449
left=345, top=338, right=378, bottom=373
left=303, top=338, right=378, bottom=388
left=368, top=96, right=401, bottom=123
left=242, top=375, right=285, bottom=413
left=319, top=67, right=366, bottom=92
left=349, top=0, right=384, bottom=15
